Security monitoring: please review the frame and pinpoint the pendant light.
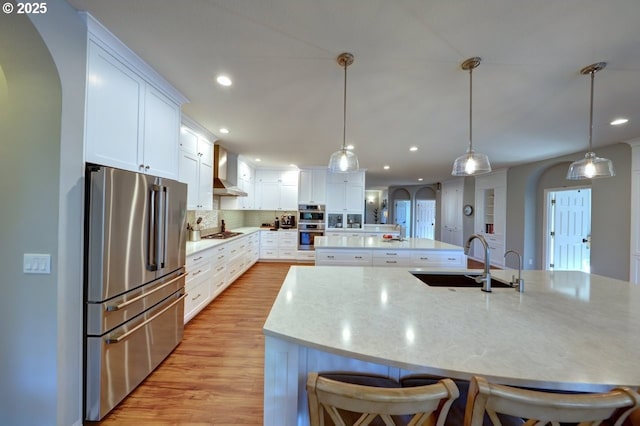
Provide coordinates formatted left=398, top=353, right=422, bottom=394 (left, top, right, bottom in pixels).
left=452, top=57, right=492, bottom=176
left=566, top=62, right=615, bottom=180
left=328, top=52, right=359, bottom=173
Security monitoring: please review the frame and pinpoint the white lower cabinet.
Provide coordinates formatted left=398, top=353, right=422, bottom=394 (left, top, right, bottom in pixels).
left=315, top=248, right=466, bottom=268
left=297, top=250, right=316, bottom=262
left=184, top=231, right=258, bottom=323
left=316, top=250, right=372, bottom=266
left=184, top=251, right=213, bottom=323
left=260, top=230, right=298, bottom=260
left=411, top=251, right=466, bottom=268
left=372, top=250, right=412, bottom=267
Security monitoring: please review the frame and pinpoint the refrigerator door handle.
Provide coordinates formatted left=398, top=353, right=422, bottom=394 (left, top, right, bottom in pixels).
left=148, top=184, right=166, bottom=271
left=148, top=185, right=158, bottom=271
left=159, top=185, right=168, bottom=269
left=105, top=292, right=186, bottom=345
left=105, top=272, right=187, bottom=312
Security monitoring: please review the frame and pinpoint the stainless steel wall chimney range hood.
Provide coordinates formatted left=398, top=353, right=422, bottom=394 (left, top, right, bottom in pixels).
left=213, top=145, right=248, bottom=197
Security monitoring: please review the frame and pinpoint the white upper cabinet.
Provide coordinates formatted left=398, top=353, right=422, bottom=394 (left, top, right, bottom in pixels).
left=85, top=41, right=142, bottom=172
left=83, top=14, right=187, bottom=179
left=142, top=85, right=181, bottom=178
left=179, top=126, right=213, bottom=210
left=326, top=171, right=365, bottom=213
left=255, top=169, right=298, bottom=211
left=298, top=168, right=327, bottom=205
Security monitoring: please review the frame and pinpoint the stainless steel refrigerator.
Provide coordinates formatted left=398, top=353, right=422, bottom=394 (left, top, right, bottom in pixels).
left=83, top=164, right=188, bottom=421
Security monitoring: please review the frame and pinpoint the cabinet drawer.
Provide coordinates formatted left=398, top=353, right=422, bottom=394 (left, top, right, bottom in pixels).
left=316, top=250, right=371, bottom=265
left=260, top=248, right=279, bottom=259
left=278, top=249, right=297, bottom=259
left=372, top=250, right=411, bottom=259
left=412, top=252, right=466, bottom=268
left=372, top=258, right=412, bottom=267
left=186, top=251, right=212, bottom=270
left=185, top=277, right=211, bottom=318
left=186, top=259, right=212, bottom=284
left=279, top=238, right=298, bottom=249
left=261, top=236, right=279, bottom=247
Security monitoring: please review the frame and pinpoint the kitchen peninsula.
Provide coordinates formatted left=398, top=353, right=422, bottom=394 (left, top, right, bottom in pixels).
left=263, top=266, right=640, bottom=426
left=315, top=235, right=467, bottom=268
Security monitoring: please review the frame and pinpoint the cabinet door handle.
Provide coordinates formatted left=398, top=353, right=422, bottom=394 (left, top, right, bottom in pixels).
left=447, top=257, right=456, bottom=261
left=386, top=260, right=397, bottom=264
left=192, top=269, right=202, bottom=276
left=386, top=252, right=397, bottom=256
left=192, top=293, right=202, bottom=301
left=193, top=256, right=203, bottom=261
left=420, top=257, right=429, bottom=260
left=355, top=256, right=362, bottom=259
left=327, top=255, right=335, bottom=259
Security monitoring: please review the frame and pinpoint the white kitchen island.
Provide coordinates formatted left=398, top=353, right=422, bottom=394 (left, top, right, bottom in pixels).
left=263, top=266, right=640, bottom=426
left=314, top=236, right=467, bottom=268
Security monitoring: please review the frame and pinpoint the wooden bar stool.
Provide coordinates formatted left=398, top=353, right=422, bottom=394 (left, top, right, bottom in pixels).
left=306, top=371, right=460, bottom=426
left=464, top=376, right=640, bottom=426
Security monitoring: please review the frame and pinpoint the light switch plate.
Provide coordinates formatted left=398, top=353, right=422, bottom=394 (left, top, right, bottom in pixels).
left=24, top=253, right=51, bottom=274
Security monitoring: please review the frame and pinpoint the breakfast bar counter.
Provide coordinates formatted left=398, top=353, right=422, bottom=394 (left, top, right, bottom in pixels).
left=263, top=266, right=640, bottom=426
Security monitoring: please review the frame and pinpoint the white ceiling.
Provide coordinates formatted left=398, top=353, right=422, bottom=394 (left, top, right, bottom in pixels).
left=67, top=0, right=640, bottom=188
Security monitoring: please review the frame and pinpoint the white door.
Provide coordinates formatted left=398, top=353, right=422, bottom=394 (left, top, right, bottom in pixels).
left=394, top=200, right=411, bottom=238
left=546, top=188, right=591, bottom=272
left=415, top=200, right=436, bottom=239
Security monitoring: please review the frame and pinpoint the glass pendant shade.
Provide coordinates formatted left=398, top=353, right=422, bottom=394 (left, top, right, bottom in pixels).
left=452, top=149, right=492, bottom=176
left=566, top=151, right=615, bottom=180
left=328, top=52, right=358, bottom=173
left=566, top=62, right=615, bottom=180
left=451, top=57, right=492, bottom=177
left=328, top=148, right=359, bottom=173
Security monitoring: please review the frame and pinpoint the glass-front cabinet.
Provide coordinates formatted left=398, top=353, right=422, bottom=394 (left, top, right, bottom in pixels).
left=327, top=212, right=363, bottom=229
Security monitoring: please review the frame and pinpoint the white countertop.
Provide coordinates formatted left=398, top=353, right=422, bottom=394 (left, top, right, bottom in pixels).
left=263, top=266, right=640, bottom=391
left=185, top=227, right=261, bottom=256
left=314, top=236, right=464, bottom=251
left=327, top=225, right=399, bottom=233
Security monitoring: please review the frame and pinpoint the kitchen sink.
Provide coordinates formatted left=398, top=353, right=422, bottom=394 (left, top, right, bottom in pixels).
left=410, top=272, right=513, bottom=288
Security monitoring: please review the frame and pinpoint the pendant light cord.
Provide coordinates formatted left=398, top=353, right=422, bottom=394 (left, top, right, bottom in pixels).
left=342, top=60, right=347, bottom=151
left=588, top=70, right=594, bottom=153
left=469, top=65, right=473, bottom=153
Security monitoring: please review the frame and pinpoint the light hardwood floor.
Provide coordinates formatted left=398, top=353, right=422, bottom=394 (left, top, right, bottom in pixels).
left=92, top=259, right=489, bottom=425
left=92, top=261, right=292, bottom=426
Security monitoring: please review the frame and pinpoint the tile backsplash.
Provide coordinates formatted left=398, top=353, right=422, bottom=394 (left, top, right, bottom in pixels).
left=186, top=197, right=296, bottom=234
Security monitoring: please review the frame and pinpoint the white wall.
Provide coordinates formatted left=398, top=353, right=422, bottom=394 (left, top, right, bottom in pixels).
left=0, top=2, right=86, bottom=425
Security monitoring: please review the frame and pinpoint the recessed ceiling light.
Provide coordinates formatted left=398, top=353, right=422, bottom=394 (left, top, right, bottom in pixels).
left=289, top=164, right=298, bottom=168
left=418, top=178, right=423, bottom=182
left=216, top=75, right=232, bottom=86
left=219, top=128, right=229, bottom=134
left=409, top=146, right=418, bottom=152
left=383, top=165, right=390, bottom=170
left=610, top=118, right=629, bottom=126
left=255, top=158, right=261, bottom=162
left=346, top=144, right=355, bottom=150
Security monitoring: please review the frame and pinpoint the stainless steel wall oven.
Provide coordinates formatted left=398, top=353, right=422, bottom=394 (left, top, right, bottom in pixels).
left=298, top=204, right=325, bottom=250
left=298, top=223, right=325, bottom=250
left=298, top=203, right=325, bottom=224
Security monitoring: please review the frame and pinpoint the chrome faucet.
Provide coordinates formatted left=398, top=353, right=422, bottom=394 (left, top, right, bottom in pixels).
left=504, top=250, right=524, bottom=292
left=464, top=234, right=492, bottom=292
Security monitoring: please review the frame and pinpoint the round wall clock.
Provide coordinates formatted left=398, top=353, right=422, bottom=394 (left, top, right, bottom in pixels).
left=463, top=204, right=474, bottom=216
